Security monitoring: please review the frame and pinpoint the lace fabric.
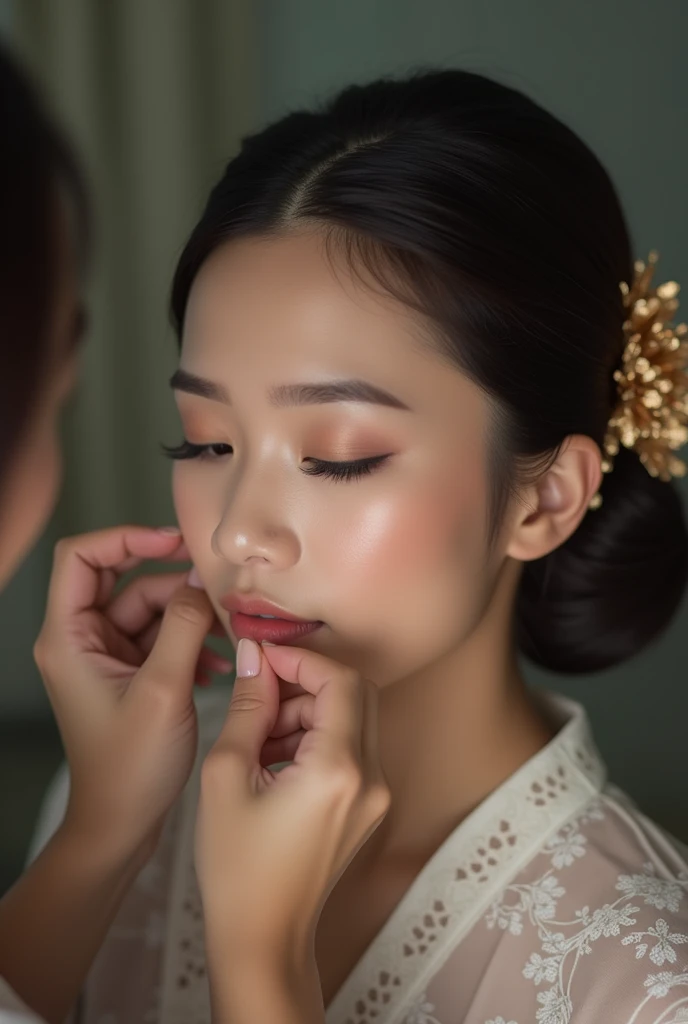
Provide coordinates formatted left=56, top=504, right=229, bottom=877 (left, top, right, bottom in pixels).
left=28, top=689, right=688, bottom=1024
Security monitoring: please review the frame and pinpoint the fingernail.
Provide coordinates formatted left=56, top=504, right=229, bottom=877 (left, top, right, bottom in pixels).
left=158, top=525, right=181, bottom=535
left=187, top=567, right=204, bottom=589
left=236, top=638, right=261, bottom=678
left=261, top=641, right=276, bottom=647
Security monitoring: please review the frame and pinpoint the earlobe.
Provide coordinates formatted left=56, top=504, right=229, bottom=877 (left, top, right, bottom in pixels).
left=506, top=436, right=602, bottom=563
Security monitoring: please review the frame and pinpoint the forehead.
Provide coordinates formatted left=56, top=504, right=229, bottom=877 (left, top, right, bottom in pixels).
left=181, top=230, right=486, bottom=423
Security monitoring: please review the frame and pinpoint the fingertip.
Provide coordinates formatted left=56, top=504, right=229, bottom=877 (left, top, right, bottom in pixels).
left=236, top=637, right=261, bottom=678
left=187, top=566, right=204, bottom=589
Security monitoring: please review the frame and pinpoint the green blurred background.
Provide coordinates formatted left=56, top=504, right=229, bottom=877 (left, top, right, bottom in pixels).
left=0, top=0, right=686, bottom=892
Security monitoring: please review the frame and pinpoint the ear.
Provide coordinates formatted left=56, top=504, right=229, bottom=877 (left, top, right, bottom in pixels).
left=505, top=435, right=602, bottom=563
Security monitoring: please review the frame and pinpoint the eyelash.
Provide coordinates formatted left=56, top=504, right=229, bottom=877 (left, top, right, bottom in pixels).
left=162, top=441, right=390, bottom=482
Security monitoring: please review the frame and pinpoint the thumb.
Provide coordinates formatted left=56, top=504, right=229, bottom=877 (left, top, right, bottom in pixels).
left=138, top=584, right=215, bottom=692
left=214, top=639, right=279, bottom=766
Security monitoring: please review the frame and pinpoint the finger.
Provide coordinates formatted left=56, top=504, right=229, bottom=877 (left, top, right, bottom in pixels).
left=268, top=693, right=315, bottom=739
left=109, top=539, right=192, bottom=577
left=260, top=644, right=365, bottom=758
left=135, top=613, right=232, bottom=677
left=135, top=585, right=216, bottom=698
left=259, top=731, right=306, bottom=768
left=46, top=526, right=188, bottom=622
left=93, top=547, right=193, bottom=612
left=136, top=618, right=162, bottom=658
left=213, top=640, right=280, bottom=768
left=105, top=572, right=188, bottom=636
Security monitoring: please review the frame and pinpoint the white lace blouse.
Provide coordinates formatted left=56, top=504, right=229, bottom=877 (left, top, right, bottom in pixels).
left=29, top=689, right=688, bottom=1024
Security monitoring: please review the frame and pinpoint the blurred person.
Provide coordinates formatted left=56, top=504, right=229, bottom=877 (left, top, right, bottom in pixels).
left=0, top=40, right=382, bottom=1024
left=0, top=38, right=230, bottom=1022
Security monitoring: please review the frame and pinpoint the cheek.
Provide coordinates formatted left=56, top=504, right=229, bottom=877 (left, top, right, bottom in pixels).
left=312, top=467, right=490, bottom=680
left=173, top=465, right=215, bottom=566
left=331, top=485, right=484, bottom=603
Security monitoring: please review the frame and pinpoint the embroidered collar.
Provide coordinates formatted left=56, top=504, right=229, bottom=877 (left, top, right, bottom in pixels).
left=326, top=690, right=606, bottom=1024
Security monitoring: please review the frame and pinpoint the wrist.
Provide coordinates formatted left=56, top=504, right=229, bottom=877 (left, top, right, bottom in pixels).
left=204, top=907, right=318, bottom=971
left=205, top=935, right=323, bottom=1024
left=56, top=813, right=160, bottom=878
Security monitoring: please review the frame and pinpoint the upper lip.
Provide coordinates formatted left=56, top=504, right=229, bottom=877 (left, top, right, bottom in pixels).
left=220, top=593, right=319, bottom=623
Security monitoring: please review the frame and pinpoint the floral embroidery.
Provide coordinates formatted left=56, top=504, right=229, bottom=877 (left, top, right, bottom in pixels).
left=643, top=970, right=688, bottom=998
left=402, top=992, right=442, bottom=1023
left=622, top=918, right=688, bottom=965
left=544, top=828, right=587, bottom=870
left=586, top=903, right=640, bottom=940
left=664, top=1008, right=688, bottom=1021
left=485, top=900, right=524, bottom=936
left=523, top=953, right=561, bottom=985
left=483, top=801, right=688, bottom=1024
left=485, top=1018, right=518, bottom=1024
left=530, top=876, right=566, bottom=921
left=616, top=870, right=687, bottom=913
left=535, top=987, right=571, bottom=1024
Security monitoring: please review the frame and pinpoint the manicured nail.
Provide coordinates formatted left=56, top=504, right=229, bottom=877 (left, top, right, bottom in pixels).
left=261, top=641, right=276, bottom=646
left=236, top=638, right=261, bottom=678
left=158, top=525, right=181, bottom=535
left=187, top=567, right=204, bottom=589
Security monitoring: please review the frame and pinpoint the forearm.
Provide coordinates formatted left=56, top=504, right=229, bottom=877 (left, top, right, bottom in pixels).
left=205, top=927, right=325, bottom=1024
left=0, top=823, right=152, bottom=1024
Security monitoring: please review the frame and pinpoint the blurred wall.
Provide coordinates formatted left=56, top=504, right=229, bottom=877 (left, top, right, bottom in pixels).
left=0, top=1, right=686, bottom=835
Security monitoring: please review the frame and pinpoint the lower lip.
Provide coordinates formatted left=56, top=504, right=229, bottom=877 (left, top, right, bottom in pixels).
left=229, top=612, right=323, bottom=644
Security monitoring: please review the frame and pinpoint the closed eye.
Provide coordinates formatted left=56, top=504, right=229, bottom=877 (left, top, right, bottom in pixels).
left=301, top=455, right=390, bottom=481
left=162, top=441, right=391, bottom=480
left=162, top=440, right=232, bottom=460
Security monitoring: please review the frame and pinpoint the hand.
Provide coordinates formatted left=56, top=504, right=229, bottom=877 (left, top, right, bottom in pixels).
left=33, top=525, right=232, bottom=859
left=195, top=640, right=390, bottom=963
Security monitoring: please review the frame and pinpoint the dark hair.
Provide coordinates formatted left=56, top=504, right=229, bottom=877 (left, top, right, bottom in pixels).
left=0, top=42, right=88, bottom=499
left=171, top=68, right=688, bottom=674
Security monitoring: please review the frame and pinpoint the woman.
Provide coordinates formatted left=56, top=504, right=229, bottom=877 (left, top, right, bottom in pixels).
left=0, top=41, right=382, bottom=1024
left=51, top=68, right=688, bottom=1023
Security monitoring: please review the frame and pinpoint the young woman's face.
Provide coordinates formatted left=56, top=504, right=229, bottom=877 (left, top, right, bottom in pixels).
left=173, top=231, right=508, bottom=684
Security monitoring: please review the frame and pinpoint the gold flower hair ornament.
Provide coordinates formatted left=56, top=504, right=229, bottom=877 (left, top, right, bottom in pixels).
left=590, top=251, right=688, bottom=510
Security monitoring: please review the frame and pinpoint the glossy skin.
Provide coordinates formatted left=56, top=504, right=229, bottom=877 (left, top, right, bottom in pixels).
left=172, top=227, right=601, bottom=860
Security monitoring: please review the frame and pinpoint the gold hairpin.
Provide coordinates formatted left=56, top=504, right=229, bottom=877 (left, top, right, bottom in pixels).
left=589, top=251, right=688, bottom=510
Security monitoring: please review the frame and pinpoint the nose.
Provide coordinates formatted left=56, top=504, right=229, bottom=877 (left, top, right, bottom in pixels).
left=211, top=470, right=300, bottom=570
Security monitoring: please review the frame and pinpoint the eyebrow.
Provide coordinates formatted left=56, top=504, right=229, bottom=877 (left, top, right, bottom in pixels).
left=169, top=369, right=410, bottom=411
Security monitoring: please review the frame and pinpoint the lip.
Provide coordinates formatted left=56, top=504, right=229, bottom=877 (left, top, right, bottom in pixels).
left=220, top=594, right=315, bottom=622
left=220, top=593, right=323, bottom=645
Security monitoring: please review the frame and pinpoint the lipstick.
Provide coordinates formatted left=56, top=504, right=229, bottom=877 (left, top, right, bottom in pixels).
left=220, top=594, right=323, bottom=645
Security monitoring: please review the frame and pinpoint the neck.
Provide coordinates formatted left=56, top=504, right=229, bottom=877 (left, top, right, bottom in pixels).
left=362, top=559, right=556, bottom=869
